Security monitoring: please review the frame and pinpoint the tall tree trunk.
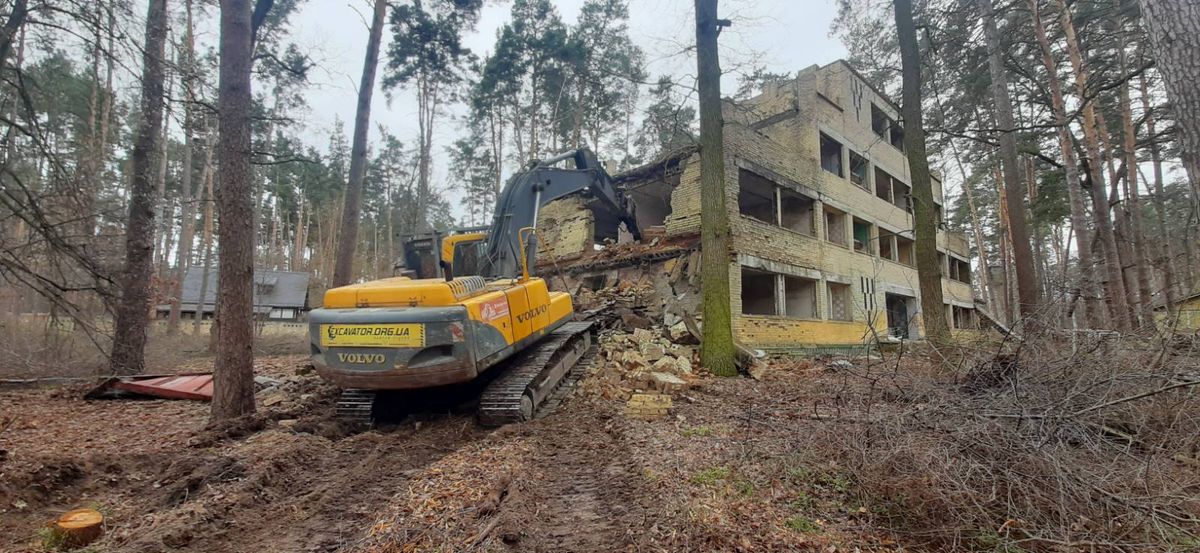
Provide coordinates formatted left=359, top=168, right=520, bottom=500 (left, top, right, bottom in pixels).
left=893, top=0, right=949, bottom=344
left=1139, top=72, right=1180, bottom=310
left=1029, top=0, right=1102, bottom=327
left=155, top=69, right=174, bottom=279
left=212, top=0, right=258, bottom=421
left=976, top=0, right=1041, bottom=322
left=110, top=0, right=169, bottom=375
left=1054, top=0, right=1132, bottom=330
left=194, top=145, right=215, bottom=335
left=332, top=0, right=386, bottom=287
left=168, top=0, right=198, bottom=334
left=694, top=0, right=735, bottom=376
left=1116, top=43, right=1154, bottom=325
left=1139, top=0, right=1200, bottom=209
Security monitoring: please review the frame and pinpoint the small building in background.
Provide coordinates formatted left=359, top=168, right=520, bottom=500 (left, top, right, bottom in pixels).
left=1155, top=291, right=1200, bottom=333
left=157, top=268, right=311, bottom=322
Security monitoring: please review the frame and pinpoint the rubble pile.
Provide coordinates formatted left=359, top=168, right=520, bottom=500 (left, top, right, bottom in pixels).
left=579, top=327, right=701, bottom=402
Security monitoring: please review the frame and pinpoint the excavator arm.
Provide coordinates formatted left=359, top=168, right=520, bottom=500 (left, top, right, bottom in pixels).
left=479, top=149, right=641, bottom=279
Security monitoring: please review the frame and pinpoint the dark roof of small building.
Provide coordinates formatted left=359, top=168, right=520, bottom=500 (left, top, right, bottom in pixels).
left=164, top=268, right=310, bottom=313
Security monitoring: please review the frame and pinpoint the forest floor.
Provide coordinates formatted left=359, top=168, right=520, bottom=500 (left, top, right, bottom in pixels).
left=0, top=347, right=908, bottom=553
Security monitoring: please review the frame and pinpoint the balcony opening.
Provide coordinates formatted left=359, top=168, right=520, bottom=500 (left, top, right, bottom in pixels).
left=853, top=218, right=872, bottom=254
left=896, top=235, right=915, bottom=267
left=875, top=167, right=892, bottom=202
left=738, top=168, right=777, bottom=224
left=784, top=276, right=818, bottom=319
left=827, top=282, right=852, bottom=321
left=740, top=267, right=777, bottom=315
left=824, top=205, right=847, bottom=246
left=820, top=132, right=844, bottom=178
left=780, top=188, right=815, bottom=236
left=849, top=150, right=869, bottom=189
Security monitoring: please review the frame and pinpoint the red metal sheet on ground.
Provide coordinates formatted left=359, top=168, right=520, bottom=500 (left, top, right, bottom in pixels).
left=112, top=374, right=214, bottom=401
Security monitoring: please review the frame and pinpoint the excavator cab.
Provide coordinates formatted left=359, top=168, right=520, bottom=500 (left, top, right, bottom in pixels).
left=395, top=228, right=488, bottom=280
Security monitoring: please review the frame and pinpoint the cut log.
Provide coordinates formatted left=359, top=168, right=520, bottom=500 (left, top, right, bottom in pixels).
left=52, top=508, right=104, bottom=548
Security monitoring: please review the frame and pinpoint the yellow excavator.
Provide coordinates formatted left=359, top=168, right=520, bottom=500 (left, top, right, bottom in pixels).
left=309, top=149, right=640, bottom=426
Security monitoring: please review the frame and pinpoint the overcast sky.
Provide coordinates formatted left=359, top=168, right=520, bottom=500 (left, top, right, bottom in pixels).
left=283, top=0, right=847, bottom=202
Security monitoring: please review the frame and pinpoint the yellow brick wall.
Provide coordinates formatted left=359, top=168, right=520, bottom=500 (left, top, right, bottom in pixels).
left=536, top=196, right=594, bottom=261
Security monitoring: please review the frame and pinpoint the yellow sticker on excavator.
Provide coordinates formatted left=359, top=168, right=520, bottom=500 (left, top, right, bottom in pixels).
left=319, top=324, right=425, bottom=348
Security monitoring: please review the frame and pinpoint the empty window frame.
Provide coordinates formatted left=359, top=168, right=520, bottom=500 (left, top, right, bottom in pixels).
left=849, top=150, right=869, bottom=188
left=896, top=235, right=915, bottom=267
left=824, top=205, right=848, bottom=246
left=871, top=104, right=890, bottom=141
left=784, top=276, right=818, bottom=319
left=740, top=267, right=778, bottom=316
left=952, top=305, right=978, bottom=329
left=951, top=257, right=971, bottom=284
left=853, top=218, right=873, bottom=254
left=827, top=282, right=852, bottom=321
left=875, top=167, right=892, bottom=202
left=820, top=132, right=844, bottom=178
left=780, top=188, right=816, bottom=236
left=890, top=122, right=905, bottom=151
left=879, top=229, right=897, bottom=262
left=738, top=169, right=777, bottom=224
left=892, top=180, right=911, bottom=212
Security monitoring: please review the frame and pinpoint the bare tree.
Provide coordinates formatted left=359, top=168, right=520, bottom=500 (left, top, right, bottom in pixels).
left=109, top=0, right=169, bottom=375
left=212, top=0, right=263, bottom=420
left=169, top=0, right=200, bottom=332
left=332, top=0, right=387, bottom=287
left=695, top=0, right=735, bottom=376
left=894, top=0, right=949, bottom=344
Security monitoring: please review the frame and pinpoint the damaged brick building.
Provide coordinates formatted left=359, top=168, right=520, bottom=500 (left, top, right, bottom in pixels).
left=537, top=60, right=979, bottom=353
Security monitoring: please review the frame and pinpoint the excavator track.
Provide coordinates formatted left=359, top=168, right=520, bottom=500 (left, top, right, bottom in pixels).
left=478, top=321, right=595, bottom=426
left=336, top=389, right=376, bottom=428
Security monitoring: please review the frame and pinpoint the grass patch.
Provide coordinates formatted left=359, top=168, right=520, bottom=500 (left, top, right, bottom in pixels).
left=682, top=425, right=713, bottom=437
left=690, top=466, right=730, bottom=486
left=784, top=515, right=820, bottom=534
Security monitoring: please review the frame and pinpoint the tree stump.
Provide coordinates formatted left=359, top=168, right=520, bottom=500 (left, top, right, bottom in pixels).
left=51, top=508, right=104, bottom=548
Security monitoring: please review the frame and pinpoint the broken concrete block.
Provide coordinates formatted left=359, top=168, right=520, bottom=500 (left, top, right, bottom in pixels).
left=827, top=359, right=854, bottom=371
left=261, top=393, right=287, bottom=407
left=747, top=360, right=769, bottom=381
left=632, top=328, right=655, bottom=343
left=641, top=342, right=666, bottom=362
left=621, top=312, right=652, bottom=330
left=651, top=356, right=678, bottom=373
left=675, top=356, right=693, bottom=374
left=625, top=392, right=672, bottom=419
left=621, top=350, right=648, bottom=369
left=649, top=371, right=687, bottom=392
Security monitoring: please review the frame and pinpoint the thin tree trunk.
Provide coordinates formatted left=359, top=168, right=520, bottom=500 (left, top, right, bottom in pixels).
left=894, top=0, right=948, bottom=344
left=167, top=105, right=204, bottom=334
left=110, top=0, right=169, bottom=375
left=212, top=0, right=258, bottom=421
left=194, top=144, right=215, bottom=335
left=155, top=67, right=174, bottom=278
left=1029, top=0, right=1102, bottom=327
left=1116, top=42, right=1154, bottom=325
left=976, top=0, right=1041, bottom=322
left=1054, top=0, right=1132, bottom=330
left=1139, top=0, right=1200, bottom=210
left=1139, top=72, right=1180, bottom=310
left=332, top=0, right=386, bottom=286
left=694, top=0, right=735, bottom=376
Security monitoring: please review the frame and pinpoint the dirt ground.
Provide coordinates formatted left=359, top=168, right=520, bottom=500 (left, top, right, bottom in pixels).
left=1, top=351, right=902, bottom=553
